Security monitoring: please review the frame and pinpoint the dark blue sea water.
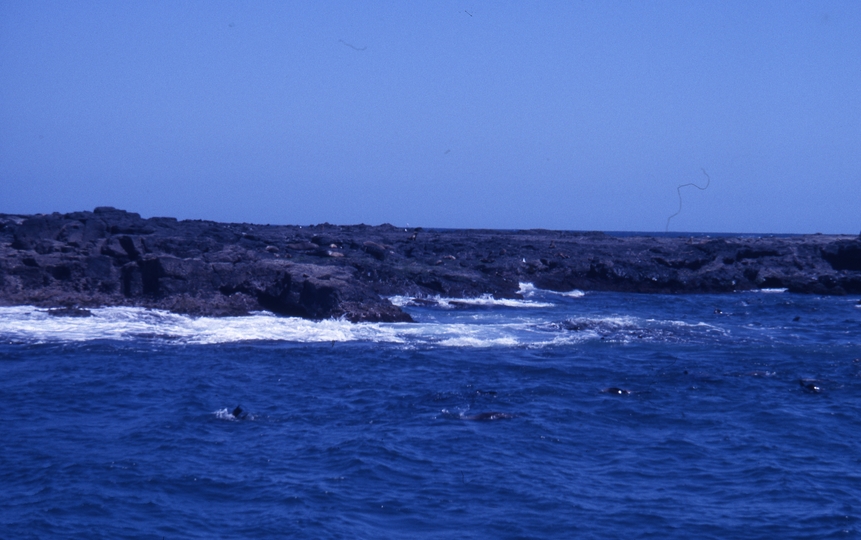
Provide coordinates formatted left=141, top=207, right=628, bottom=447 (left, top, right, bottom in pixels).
left=2, top=287, right=860, bottom=539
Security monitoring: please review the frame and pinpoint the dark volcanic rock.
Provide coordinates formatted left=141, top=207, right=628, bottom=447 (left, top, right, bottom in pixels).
left=47, top=306, right=93, bottom=317
left=821, top=239, right=861, bottom=272
left=1, top=208, right=859, bottom=321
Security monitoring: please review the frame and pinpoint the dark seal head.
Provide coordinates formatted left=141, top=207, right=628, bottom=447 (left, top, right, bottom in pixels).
left=799, top=379, right=822, bottom=393
left=463, top=411, right=515, bottom=421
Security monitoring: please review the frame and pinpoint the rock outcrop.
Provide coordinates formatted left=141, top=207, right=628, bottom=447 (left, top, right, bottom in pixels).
left=1, top=208, right=859, bottom=321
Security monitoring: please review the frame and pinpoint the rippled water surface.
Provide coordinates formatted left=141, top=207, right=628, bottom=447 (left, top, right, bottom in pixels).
left=2, top=289, right=860, bottom=539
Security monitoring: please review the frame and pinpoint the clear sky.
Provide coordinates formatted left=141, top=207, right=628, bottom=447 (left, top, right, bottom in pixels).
left=1, top=1, right=859, bottom=233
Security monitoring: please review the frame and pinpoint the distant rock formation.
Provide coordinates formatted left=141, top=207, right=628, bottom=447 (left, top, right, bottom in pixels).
left=1, top=208, right=859, bottom=321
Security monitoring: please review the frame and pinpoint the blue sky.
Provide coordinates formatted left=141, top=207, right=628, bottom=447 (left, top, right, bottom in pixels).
left=1, top=1, right=859, bottom=233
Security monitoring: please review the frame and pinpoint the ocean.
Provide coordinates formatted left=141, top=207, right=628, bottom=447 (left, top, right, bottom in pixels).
left=2, top=285, right=860, bottom=539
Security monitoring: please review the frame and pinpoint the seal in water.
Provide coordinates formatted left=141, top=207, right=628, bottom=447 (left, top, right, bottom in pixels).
left=462, top=412, right=515, bottom=421
left=799, top=379, right=822, bottom=393
left=601, top=387, right=631, bottom=395
left=232, top=406, right=248, bottom=419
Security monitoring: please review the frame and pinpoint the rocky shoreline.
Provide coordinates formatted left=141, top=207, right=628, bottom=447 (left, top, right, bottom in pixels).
left=1, top=208, right=859, bottom=322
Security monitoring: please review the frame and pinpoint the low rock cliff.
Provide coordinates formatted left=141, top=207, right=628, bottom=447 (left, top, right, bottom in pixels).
left=1, top=208, right=859, bottom=321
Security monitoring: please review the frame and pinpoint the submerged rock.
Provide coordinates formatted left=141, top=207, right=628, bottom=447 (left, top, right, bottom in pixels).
left=46, top=306, right=93, bottom=317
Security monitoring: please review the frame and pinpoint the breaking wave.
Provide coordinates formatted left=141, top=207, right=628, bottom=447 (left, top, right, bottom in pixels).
left=387, top=294, right=554, bottom=309
left=0, top=305, right=726, bottom=348
left=518, top=282, right=585, bottom=298
left=388, top=282, right=583, bottom=309
left=7, top=283, right=835, bottom=348
left=0, top=306, right=394, bottom=345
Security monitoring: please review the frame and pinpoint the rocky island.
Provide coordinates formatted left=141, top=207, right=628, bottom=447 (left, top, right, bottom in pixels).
left=1, top=207, right=859, bottom=322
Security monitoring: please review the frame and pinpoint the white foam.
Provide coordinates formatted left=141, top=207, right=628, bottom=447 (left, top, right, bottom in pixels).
left=518, top=282, right=538, bottom=297
left=558, top=289, right=586, bottom=298
left=214, top=408, right=236, bottom=421
left=388, top=293, right=553, bottom=309
left=659, top=319, right=726, bottom=331
left=566, top=315, right=640, bottom=329
left=387, top=295, right=413, bottom=308
left=391, top=283, right=582, bottom=310
left=0, top=305, right=593, bottom=348
left=0, top=304, right=727, bottom=348
left=436, top=336, right=521, bottom=348
left=0, top=306, right=404, bottom=345
left=519, top=282, right=584, bottom=298
left=444, top=295, right=554, bottom=308
left=756, top=288, right=788, bottom=293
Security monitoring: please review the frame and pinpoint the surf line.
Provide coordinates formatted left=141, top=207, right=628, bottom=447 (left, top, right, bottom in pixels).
left=666, top=168, right=711, bottom=232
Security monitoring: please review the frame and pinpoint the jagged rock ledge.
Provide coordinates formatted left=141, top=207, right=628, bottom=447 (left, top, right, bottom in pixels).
left=1, top=208, right=859, bottom=322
